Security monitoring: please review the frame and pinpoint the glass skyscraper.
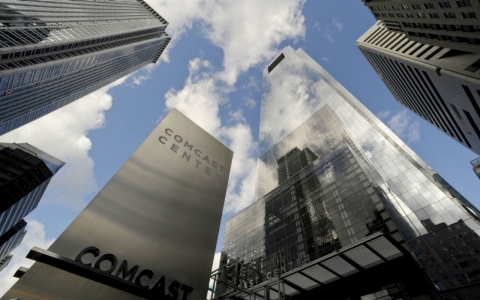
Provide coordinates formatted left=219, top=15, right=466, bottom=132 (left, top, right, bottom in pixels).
left=216, top=47, right=480, bottom=300
left=0, top=143, right=63, bottom=269
left=0, top=0, right=171, bottom=135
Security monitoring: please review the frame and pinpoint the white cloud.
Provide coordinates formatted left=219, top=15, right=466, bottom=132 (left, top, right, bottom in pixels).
left=244, top=97, right=257, bottom=109
left=321, top=57, right=329, bottom=62
left=229, top=109, right=246, bottom=123
left=387, top=110, right=420, bottom=143
left=132, top=74, right=150, bottom=86
left=377, top=110, right=391, bottom=120
left=243, top=76, right=261, bottom=92
left=164, top=58, right=257, bottom=213
left=0, top=76, right=128, bottom=209
left=0, top=220, right=55, bottom=296
left=147, top=0, right=307, bottom=85
left=314, top=21, right=335, bottom=43
left=332, top=18, right=343, bottom=31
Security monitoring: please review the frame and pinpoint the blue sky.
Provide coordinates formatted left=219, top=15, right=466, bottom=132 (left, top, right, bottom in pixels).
left=0, top=0, right=479, bottom=294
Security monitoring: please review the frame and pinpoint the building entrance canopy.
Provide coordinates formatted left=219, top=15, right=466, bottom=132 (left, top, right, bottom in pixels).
left=211, top=232, right=407, bottom=300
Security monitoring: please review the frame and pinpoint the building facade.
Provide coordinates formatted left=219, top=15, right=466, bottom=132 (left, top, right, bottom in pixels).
left=215, top=47, right=480, bottom=300
left=0, top=219, right=26, bottom=265
left=472, top=157, right=480, bottom=178
left=0, top=254, right=13, bottom=273
left=0, top=143, right=63, bottom=265
left=0, top=0, right=171, bottom=135
left=362, top=0, right=480, bottom=53
left=358, top=21, right=480, bottom=156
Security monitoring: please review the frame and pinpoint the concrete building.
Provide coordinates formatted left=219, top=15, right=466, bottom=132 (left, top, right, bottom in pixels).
left=0, top=0, right=171, bottom=135
left=358, top=21, right=480, bottom=155
left=211, top=47, right=480, bottom=300
left=362, top=0, right=480, bottom=53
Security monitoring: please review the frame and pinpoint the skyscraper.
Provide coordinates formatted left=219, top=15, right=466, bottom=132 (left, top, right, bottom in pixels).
left=472, top=157, right=480, bottom=179
left=361, top=0, right=480, bottom=53
left=0, top=0, right=171, bottom=135
left=0, top=219, right=26, bottom=266
left=0, top=143, right=63, bottom=266
left=213, top=47, right=480, bottom=300
left=0, top=254, right=13, bottom=273
left=358, top=21, right=480, bottom=155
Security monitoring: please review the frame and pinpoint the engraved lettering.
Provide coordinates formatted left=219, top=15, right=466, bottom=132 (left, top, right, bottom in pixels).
left=202, top=155, right=210, bottom=164
left=212, top=161, right=218, bottom=168
left=184, top=141, right=194, bottom=151
left=194, top=149, right=202, bottom=157
left=159, top=136, right=168, bottom=144
left=174, top=135, right=183, bottom=143
left=205, top=167, right=212, bottom=175
left=195, top=160, right=202, bottom=168
left=165, top=128, right=173, bottom=136
left=182, top=152, right=191, bottom=162
left=171, top=144, right=179, bottom=153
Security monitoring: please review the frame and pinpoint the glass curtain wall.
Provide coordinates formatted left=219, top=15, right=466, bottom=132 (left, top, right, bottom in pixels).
left=221, top=47, right=480, bottom=299
left=0, top=0, right=170, bottom=134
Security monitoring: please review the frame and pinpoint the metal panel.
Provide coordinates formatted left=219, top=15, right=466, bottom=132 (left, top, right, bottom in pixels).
left=284, top=273, right=318, bottom=290
left=321, top=257, right=358, bottom=277
left=344, top=245, right=383, bottom=269
left=302, top=264, right=339, bottom=284
left=367, top=237, right=403, bottom=261
left=2, top=109, right=233, bottom=300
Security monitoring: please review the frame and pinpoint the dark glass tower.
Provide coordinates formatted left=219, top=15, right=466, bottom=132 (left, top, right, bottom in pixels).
left=0, top=143, right=63, bottom=266
left=216, top=47, right=480, bottom=300
left=0, top=0, right=171, bottom=135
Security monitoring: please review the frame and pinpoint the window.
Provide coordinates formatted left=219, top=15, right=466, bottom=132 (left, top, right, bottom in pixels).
left=457, top=0, right=472, bottom=7
left=402, top=4, right=409, bottom=9
left=462, top=12, right=476, bottom=19
left=389, top=13, right=395, bottom=17
left=445, top=12, right=456, bottom=18
left=424, top=3, right=435, bottom=9
left=412, top=4, right=421, bottom=9
left=392, top=5, right=400, bottom=10
left=430, top=13, right=440, bottom=18
left=439, top=1, right=451, bottom=8
left=417, top=13, right=426, bottom=18
left=397, top=13, right=404, bottom=18
left=406, top=13, right=414, bottom=18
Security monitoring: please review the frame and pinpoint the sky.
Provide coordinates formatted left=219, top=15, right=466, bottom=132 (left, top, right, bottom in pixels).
left=0, top=0, right=479, bottom=295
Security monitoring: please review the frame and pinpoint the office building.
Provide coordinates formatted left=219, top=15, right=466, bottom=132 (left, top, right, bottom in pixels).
left=0, top=143, right=63, bottom=266
left=212, top=47, right=480, bottom=300
left=361, top=0, right=480, bottom=53
left=358, top=21, right=480, bottom=156
left=0, top=219, right=26, bottom=263
left=472, top=157, right=480, bottom=178
left=0, top=254, right=13, bottom=273
left=0, top=0, right=171, bottom=135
